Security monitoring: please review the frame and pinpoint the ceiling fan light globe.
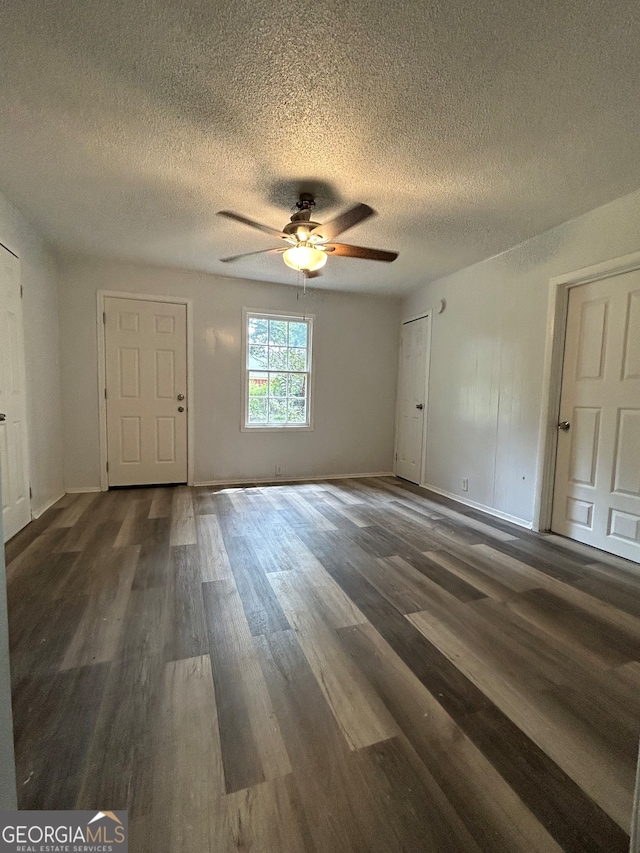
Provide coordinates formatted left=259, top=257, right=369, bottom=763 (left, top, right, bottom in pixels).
left=282, top=244, right=328, bottom=272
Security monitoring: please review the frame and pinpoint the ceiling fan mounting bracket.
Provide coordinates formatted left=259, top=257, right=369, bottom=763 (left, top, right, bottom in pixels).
left=295, top=193, right=317, bottom=212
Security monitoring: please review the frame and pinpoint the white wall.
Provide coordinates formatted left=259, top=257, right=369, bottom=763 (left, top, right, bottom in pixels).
left=0, top=191, right=64, bottom=517
left=57, top=255, right=400, bottom=488
left=404, top=188, right=640, bottom=527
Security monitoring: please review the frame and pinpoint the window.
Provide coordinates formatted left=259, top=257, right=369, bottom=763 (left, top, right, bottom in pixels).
left=243, top=311, right=313, bottom=429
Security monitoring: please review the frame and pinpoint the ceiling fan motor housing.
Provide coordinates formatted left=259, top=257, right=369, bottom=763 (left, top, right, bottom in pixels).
left=284, top=215, right=323, bottom=241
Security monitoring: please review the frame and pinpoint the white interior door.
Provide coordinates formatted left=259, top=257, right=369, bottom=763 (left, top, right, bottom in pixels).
left=396, top=316, right=430, bottom=484
left=552, top=270, right=640, bottom=562
left=105, top=297, right=188, bottom=487
left=0, top=247, right=31, bottom=542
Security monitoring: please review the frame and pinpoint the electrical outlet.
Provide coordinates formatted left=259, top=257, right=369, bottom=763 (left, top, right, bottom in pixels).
left=275, top=464, right=282, bottom=477
left=462, top=478, right=469, bottom=492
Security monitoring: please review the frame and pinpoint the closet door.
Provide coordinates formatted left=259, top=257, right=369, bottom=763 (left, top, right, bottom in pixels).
left=0, top=247, right=30, bottom=542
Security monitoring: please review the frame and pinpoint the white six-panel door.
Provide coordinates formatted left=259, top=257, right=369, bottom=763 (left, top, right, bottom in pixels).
left=0, top=248, right=31, bottom=542
left=105, top=297, right=188, bottom=487
left=396, top=316, right=430, bottom=484
left=552, top=270, right=640, bottom=562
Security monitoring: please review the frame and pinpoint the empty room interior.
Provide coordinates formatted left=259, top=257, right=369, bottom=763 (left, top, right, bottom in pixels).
left=1, top=0, right=640, bottom=850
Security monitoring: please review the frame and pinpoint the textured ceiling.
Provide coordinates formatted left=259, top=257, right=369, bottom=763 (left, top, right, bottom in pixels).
left=1, top=0, right=640, bottom=294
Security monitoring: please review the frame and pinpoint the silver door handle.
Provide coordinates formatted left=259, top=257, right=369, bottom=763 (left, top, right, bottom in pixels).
left=177, top=393, right=185, bottom=401
left=558, top=421, right=570, bottom=431
left=415, top=404, right=424, bottom=410
left=0, top=413, right=5, bottom=422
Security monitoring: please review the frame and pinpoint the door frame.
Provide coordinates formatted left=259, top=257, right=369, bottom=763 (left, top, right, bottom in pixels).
left=533, top=249, right=640, bottom=532
left=97, top=290, right=195, bottom=491
left=393, top=311, right=432, bottom=485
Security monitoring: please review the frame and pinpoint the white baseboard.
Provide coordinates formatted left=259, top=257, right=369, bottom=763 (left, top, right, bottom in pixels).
left=193, top=472, right=394, bottom=487
left=31, top=492, right=66, bottom=519
left=420, top=483, right=533, bottom=530
left=65, top=486, right=102, bottom=494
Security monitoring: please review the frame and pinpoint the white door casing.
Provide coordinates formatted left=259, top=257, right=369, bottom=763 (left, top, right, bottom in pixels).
left=104, top=297, right=188, bottom=487
left=0, top=247, right=30, bottom=542
left=396, top=315, right=430, bottom=484
left=552, top=270, right=640, bottom=562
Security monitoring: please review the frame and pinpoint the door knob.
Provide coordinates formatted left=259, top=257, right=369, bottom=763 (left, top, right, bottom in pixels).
left=415, top=403, right=424, bottom=410
left=558, top=421, right=571, bottom=431
left=0, top=413, right=5, bottom=421
left=177, top=393, right=185, bottom=401
left=178, top=406, right=185, bottom=413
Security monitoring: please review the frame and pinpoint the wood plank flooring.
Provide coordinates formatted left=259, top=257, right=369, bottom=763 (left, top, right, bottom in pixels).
left=5, top=477, right=640, bottom=852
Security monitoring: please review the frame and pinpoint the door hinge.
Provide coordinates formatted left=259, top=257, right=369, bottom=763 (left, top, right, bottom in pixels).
left=103, top=311, right=106, bottom=324
left=20, top=285, right=23, bottom=298
left=104, top=387, right=107, bottom=399
left=106, top=461, right=109, bottom=473
left=395, top=452, right=398, bottom=460
left=29, top=486, right=32, bottom=499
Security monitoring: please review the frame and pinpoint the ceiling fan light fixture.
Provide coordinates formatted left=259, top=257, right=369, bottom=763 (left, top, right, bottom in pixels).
left=282, top=243, right=328, bottom=272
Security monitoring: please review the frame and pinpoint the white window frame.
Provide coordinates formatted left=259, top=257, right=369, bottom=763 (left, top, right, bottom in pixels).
left=241, top=308, right=315, bottom=432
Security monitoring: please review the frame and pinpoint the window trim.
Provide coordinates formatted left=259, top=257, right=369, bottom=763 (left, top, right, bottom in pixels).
left=241, top=308, right=315, bottom=432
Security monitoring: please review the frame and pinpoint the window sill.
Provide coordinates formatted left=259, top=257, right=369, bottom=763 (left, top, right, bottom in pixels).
left=241, top=423, right=314, bottom=433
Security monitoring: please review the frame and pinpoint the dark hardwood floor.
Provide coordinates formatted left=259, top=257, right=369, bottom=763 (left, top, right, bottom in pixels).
left=5, top=477, right=640, bottom=852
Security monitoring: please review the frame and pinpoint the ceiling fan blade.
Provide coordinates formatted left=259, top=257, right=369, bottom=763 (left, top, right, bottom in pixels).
left=324, top=243, right=398, bottom=262
left=304, top=269, right=323, bottom=279
left=310, top=203, right=375, bottom=241
left=217, top=210, right=290, bottom=241
left=220, top=247, right=286, bottom=262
